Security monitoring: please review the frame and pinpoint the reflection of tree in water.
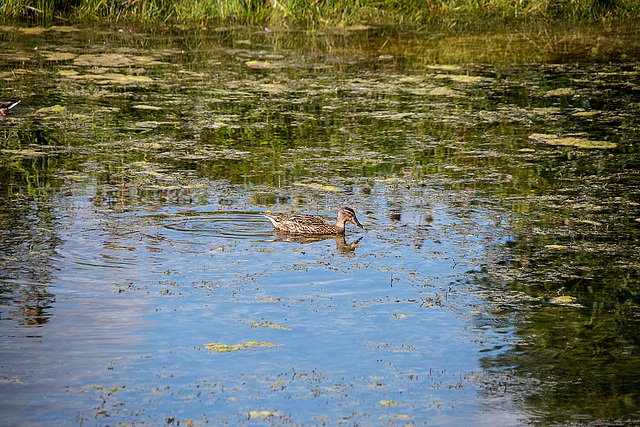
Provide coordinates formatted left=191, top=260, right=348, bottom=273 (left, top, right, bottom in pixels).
left=12, top=286, right=55, bottom=327
left=476, top=202, right=640, bottom=423
left=0, top=165, right=60, bottom=328
left=477, top=289, right=640, bottom=423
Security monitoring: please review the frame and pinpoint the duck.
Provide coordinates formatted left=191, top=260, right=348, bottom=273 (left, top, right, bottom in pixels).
left=265, top=207, right=364, bottom=235
left=0, top=100, right=20, bottom=115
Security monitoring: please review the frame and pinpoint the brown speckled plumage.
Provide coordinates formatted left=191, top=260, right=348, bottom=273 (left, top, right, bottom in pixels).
left=265, top=207, right=364, bottom=235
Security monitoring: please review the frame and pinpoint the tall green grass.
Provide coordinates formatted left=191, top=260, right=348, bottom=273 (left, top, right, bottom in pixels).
left=1, top=0, right=638, bottom=25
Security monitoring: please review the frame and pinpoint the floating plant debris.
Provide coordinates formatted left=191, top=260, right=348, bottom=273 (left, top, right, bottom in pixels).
left=73, top=53, right=162, bottom=67
left=245, top=60, right=282, bottom=69
left=133, top=104, right=162, bottom=110
left=550, top=296, right=583, bottom=308
left=247, top=411, right=282, bottom=419
left=1, top=149, right=46, bottom=157
left=204, top=341, right=280, bottom=352
left=42, top=52, right=77, bottom=61
left=36, top=105, right=66, bottom=113
left=250, top=321, right=291, bottom=330
left=529, top=133, right=617, bottom=149
left=544, top=87, right=575, bottom=96
left=293, top=182, right=342, bottom=192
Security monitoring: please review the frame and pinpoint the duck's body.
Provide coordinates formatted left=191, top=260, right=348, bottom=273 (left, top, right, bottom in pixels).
left=265, top=207, right=363, bottom=235
left=0, top=100, right=20, bottom=115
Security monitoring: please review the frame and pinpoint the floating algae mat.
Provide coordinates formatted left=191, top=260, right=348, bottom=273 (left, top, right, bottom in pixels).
left=529, top=133, right=617, bottom=149
left=293, top=182, right=343, bottom=192
left=250, top=321, right=292, bottom=330
left=204, top=341, right=281, bottom=352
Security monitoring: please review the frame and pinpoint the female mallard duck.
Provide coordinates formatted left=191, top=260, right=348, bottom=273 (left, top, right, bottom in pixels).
left=265, top=207, right=364, bottom=235
left=0, top=100, right=20, bottom=115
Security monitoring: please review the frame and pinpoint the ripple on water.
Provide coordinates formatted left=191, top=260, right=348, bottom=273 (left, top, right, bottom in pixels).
left=159, top=211, right=272, bottom=239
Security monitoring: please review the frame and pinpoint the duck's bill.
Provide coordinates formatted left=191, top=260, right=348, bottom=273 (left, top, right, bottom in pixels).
left=353, top=218, right=364, bottom=229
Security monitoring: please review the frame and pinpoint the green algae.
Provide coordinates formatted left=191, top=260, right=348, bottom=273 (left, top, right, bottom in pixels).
left=549, top=295, right=583, bottom=307
left=132, top=104, right=162, bottom=110
left=63, top=72, right=153, bottom=85
left=435, top=74, right=493, bottom=83
left=529, top=133, right=617, bottom=149
left=544, top=87, right=575, bottom=97
left=250, top=321, right=292, bottom=330
left=204, top=341, right=281, bottom=352
left=1, top=149, right=47, bottom=157
left=73, top=53, right=162, bottom=67
left=293, top=182, right=342, bottom=192
left=428, top=86, right=462, bottom=96
left=247, top=410, right=283, bottom=419
left=36, top=105, right=66, bottom=113
left=42, top=52, right=77, bottom=61
left=245, top=60, right=283, bottom=69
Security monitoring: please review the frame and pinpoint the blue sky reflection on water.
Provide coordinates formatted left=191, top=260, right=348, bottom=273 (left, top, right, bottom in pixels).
left=0, top=182, right=522, bottom=425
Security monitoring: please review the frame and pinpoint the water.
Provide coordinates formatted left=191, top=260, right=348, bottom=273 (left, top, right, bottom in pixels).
left=0, top=22, right=639, bottom=425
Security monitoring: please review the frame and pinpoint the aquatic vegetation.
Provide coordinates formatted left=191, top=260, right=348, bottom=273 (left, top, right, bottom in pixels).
left=245, top=59, right=283, bottom=70
left=247, top=410, right=282, bottom=419
left=250, top=321, right=291, bottom=330
left=544, top=87, right=575, bottom=97
left=204, top=341, right=281, bottom=352
left=61, top=69, right=154, bottom=85
left=132, top=104, right=163, bottom=111
left=293, top=182, right=342, bottom=192
left=36, top=105, right=66, bottom=113
left=1, top=148, right=47, bottom=158
left=529, top=133, right=617, bottom=149
left=42, top=52, right=77, bottom=61
left=549, top=295, right=582, bottom=307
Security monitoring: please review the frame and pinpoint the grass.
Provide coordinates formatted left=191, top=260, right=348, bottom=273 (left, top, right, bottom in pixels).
left=1, top=0, right=639, bottom=26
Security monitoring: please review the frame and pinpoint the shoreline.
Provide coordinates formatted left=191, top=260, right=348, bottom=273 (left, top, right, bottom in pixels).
left=2, top=0, right=639, bottom=27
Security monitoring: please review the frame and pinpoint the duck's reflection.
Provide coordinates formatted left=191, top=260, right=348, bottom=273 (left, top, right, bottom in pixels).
left=270, top=232, right=363, bottom=254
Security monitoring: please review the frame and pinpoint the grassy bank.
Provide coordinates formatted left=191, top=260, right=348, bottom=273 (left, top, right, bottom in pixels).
left=1, top=0, right=639, bottom=26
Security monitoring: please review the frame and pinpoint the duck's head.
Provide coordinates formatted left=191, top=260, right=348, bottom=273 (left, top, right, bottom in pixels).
left=337, top=207, right=364, bottom=229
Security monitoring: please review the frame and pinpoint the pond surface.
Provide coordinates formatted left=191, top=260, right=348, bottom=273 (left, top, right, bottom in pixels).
left=0, top=21, right=639, bottom=426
